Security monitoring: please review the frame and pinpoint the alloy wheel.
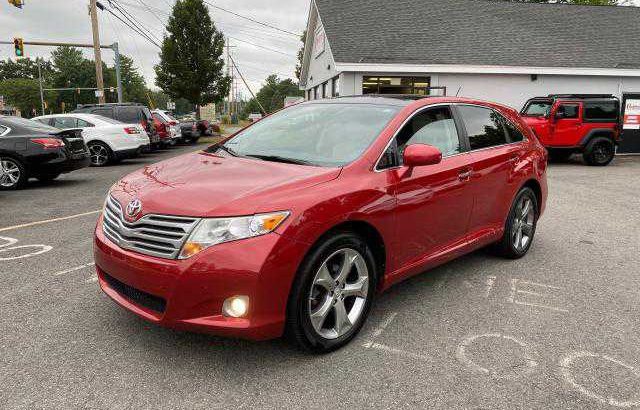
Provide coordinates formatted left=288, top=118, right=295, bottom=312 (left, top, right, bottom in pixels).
left=592, top=142, right=612, bottom=164
left=0, top=159, right=21, bottom=188
left=512, top=195, right=535, bottom=252
left=89, top=144, right=109, bottom=166
left=308, top=248, right=369, bottom=340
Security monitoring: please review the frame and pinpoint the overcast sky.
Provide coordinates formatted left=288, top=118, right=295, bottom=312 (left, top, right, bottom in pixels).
left=0, top=0, right=308, bottom=100
left=1, top=0, right=639, bottom=100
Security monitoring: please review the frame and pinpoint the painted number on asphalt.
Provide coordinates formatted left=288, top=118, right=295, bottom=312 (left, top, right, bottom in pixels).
left=0, top=235, right=52, bottom=261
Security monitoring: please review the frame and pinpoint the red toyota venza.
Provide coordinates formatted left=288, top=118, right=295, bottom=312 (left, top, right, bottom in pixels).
left=94, top=96, right=548, bottom=352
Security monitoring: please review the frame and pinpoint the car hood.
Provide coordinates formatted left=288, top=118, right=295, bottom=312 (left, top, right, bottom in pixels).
left=109, top=151, right=341, bottom=217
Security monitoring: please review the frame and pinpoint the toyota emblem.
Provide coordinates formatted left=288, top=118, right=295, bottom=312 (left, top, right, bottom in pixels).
left=126, top=199, right=142, bottom=219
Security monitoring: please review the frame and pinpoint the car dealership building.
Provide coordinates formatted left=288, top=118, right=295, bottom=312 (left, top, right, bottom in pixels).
left=299, top=0, right=640, bottom=115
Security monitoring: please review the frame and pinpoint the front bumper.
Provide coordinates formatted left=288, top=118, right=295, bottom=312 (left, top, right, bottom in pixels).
left=93, top=217, right=306, bottom=340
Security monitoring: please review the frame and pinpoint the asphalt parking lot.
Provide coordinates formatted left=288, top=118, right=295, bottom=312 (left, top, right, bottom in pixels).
left=1, top=150, right=639, bottom=409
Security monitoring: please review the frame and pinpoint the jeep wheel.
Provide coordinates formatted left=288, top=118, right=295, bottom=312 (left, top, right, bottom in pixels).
left=583, top=137, right=615, bottom=166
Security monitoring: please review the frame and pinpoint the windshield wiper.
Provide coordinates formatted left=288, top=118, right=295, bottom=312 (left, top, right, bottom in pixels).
left=243, top=154, right=314, bottom=166
left=213, top=144, right=238, bottom=157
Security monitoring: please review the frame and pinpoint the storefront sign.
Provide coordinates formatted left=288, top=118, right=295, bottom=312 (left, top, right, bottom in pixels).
left=623, top=99, right=640, bottom=130
left=313, top=27, right=325, bottom=57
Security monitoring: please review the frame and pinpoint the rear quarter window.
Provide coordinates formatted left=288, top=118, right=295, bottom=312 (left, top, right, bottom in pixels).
left=91, top=108, right=114, bottom=119
left=584, top=101, right=619, bottom=122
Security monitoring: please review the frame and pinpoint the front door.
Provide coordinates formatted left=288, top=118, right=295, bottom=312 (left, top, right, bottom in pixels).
left=551, top=102, right=582, bottom=147
left=379, top=105, right=473, bottom=274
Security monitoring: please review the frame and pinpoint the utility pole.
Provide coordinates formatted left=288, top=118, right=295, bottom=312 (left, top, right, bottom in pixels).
left=112, top=42, right=123, bottom=103
left=37, top=58, right=45, bottom=115
left=89, top=0, right=106, bottom=104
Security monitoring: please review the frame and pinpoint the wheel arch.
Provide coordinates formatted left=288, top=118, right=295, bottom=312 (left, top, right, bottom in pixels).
left=521, top=179, right=542, bottom=211
left=579, top=129, right=616, bottom=148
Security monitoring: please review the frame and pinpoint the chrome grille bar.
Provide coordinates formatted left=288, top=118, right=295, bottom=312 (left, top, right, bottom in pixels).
left=102, top=195, right=200, bottom=259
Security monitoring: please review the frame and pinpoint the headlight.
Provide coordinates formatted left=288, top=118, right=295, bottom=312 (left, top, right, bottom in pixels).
left=178, top=211, right=290, bottom=259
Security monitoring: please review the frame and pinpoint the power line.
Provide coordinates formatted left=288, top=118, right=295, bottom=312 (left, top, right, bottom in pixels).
left=108, top=0, right=161, bottom=43
left=137, top=0, right=165, bottom=26
left=101, top=6, right=161, bottom=48
left=228, top=36, right=296, bottom=58
left=202, top=0, right=301, bottom=38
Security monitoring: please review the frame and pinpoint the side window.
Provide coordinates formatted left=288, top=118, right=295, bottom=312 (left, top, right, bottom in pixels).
left=502, top=120, right=525, bottom=143
left=458, top=105, right=508, bottom=150
left=91, top=108, right=114, bottom=119
left=0, top=125, right=8, bottom=136
left=584, top=101, right=618, bottom=121
left=378, top=106, right=461, bottom=169
left=76, top=119, right=94, bottom=127
left=52, top=117, right=78, bottom=129
left=34, top=118, right=51, bottom=126
left=556, top=104, right=579, bottom=119
left=117, top=107, right=141, bottom=123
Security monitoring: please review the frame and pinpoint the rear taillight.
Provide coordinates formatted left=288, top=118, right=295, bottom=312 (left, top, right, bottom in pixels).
left=169, top=121, right=178, bottom=126
left=31, top=138, right=65, bottom=149
left=124, top=127, right=140, bottom=135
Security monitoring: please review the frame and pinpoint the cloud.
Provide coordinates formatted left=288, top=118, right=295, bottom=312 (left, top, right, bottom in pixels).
left=0, top=0, right=308, bottom=99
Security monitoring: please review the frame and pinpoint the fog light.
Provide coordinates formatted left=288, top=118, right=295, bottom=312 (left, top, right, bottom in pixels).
left=223, top=296, right=249, bottom=318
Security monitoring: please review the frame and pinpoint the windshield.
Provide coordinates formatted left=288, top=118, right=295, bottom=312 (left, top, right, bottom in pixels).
left=522, top=101, right=553, bottom=117
left=0, top=116, right=59, bottom=133
left=217, top=103, right=400, bottom=167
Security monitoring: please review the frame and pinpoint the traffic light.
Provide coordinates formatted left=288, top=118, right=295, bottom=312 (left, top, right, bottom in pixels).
left=8, top=0, right=24, bottom=8
left=13, top=38, right=24, bottom=57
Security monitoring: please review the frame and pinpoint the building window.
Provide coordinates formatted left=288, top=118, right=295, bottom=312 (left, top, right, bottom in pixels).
left=362, top=76, right=431, bottom=95
left=332, top=76, right=340, bottom=97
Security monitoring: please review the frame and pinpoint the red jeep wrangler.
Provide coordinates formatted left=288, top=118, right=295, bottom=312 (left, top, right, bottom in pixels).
left=521, top=94, right=621, bottom=166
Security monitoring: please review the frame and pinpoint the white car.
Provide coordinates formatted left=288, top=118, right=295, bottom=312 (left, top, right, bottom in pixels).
left=152, top=109, right=180, bottom=144
left=32, top=113, right=149, bottom=167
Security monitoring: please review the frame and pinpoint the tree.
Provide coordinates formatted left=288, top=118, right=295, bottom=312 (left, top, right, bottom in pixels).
left=155, top=0, right=230, bottom=118
left=117, top=55, right=147, bottom=103
left=0, top=78, right=42, bottom=117
left=0, top=58, right=54, bottom=82
left=295, top=30, right=307, bottom=81
left=242, top=75, right=304, bottom=117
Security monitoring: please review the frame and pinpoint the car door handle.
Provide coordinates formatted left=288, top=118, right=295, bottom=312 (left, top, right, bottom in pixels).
left=458, top=169, right=472, bottom=181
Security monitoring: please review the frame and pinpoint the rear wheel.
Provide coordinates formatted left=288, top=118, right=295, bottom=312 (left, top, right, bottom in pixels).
left=0, top=157, right=27, bottom=190
left=583, top=137, right=615, bottom=166
left=286, top=232, right=377, bottom=353
left=88, top=141, right=112, bottom=167
left=491, top=187, right=539, bottom=259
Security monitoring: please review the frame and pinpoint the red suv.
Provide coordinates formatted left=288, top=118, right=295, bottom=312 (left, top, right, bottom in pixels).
left=94, top=96, right=548, bottom=352
left=521, top=94, right=621, bottom=166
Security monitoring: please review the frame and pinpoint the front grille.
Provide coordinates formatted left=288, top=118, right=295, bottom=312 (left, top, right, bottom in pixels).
left=102, top=271, right=167, bottom=313
left=102, top=195, right=199, bottom=259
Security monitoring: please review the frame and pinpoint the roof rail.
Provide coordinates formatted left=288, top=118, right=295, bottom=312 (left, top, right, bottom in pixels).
left=76, top=102, right=143, bottom=109
left=547, top=94, right=617, bottom=99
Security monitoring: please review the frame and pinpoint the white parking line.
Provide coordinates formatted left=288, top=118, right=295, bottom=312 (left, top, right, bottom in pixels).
left=54, top=262, right=95, bottom=276
left=0, top=210, right=101, bottom=233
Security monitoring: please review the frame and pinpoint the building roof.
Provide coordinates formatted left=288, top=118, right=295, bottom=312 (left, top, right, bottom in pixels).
left=314, top=0, right=640, bottom=69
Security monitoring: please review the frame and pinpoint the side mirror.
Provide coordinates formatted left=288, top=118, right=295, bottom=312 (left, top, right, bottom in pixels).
left=403, top=144, right=442, bottom=167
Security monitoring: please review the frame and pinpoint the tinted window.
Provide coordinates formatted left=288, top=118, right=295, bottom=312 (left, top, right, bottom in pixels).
left=77, top=119, right=94, bottom=127
left=34, top=118, right=51, bottom=126
left=459, top=105, right=508, bottom=150
left=117, top=107, right=140, bottom=123
left=0, top=116, right=58, bottom=133
left=522, top=101, right=552, bottom=117
left=503, top=119, right=525, bottom=143
left=584, top=101, right=618, bottom=121
left=557, top=104, right=579, bottom=119
left=52, top=117, right=77, bottom=129
left=396, top=106, right=461, bottom=157
left=220, top=103, right=400, bottom=167
left=91, top=108, right=114, bottom=119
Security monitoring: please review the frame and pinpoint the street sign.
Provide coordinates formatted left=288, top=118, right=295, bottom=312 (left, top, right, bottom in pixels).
left=94, top=90, right=104, bottom=98
left=167, top=101, right=175, bottom=110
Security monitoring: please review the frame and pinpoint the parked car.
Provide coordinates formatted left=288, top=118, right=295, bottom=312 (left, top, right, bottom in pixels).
left=72, top=103, right=160, bottom=149
left=33, top=113, right=149, bottom=167
left=521, top=94, right=621, bottom=166
left=0, top=116, right=90, bottom=189
left=94, top=96, right=548, bottom=352
left=152, top=109, right=180, bottom=139
left=178, top=120, right=199, bottom=144
left=151, top=111, right=177, bottom=147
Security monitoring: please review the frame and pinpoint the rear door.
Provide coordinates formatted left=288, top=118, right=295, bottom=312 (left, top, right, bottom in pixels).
left=551, top=102, right=582, bottom=147
left=456, top=104, right=526, bottom=241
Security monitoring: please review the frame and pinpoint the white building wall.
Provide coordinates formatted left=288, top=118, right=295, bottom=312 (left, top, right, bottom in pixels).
left=338, top=72, right=640, bottom=110
left=304, top=21, right=338, bottom=98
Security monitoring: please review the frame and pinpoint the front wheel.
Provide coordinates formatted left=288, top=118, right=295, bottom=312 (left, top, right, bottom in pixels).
left=491, top=187, right=539, bottom=259
left=286, top=232, right=377, bottom=353
left=583, top=137, right=615, bottom=166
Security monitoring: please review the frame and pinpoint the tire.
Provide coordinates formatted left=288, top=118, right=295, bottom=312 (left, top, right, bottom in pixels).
left=583, top=137, right=615, bottom=166
left=491, top=187, right=539, bottom=259
left=286, top=231, right=377, bottom=353
left=87, top=141, right=112, bottom=167
left=0, top=157, right=27, bottom=190
left=548, top=150, right=572, bottom=163
left=36, top=173, right=60, bottom=183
